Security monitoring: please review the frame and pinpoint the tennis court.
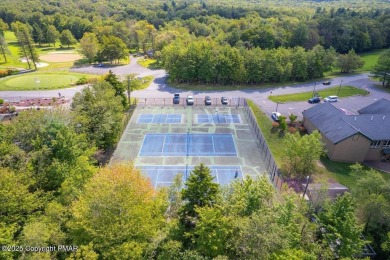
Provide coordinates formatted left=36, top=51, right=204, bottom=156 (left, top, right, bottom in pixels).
left=140, top=165, right=242, bottom=188
left=137, top=113, right=182, bottom=124
left=197, top=114, right=241, bottom=124
left=139, top=133, right=237, bottom=156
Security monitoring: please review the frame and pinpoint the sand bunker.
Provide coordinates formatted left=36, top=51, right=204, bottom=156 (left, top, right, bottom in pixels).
left=19, top=58, right=49, bottom=67
left=39, top=53, right=82, bottom=62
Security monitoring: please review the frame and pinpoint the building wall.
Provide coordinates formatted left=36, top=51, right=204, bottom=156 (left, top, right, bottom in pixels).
left=303, top=117, right=374, bottom=162
left=365, top=147, right=383, bottom=161
left=331, top=134, right=371, bottom=162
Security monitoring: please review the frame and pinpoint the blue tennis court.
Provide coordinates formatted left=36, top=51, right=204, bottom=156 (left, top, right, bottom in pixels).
left=140, top=165, right=242, bottom=187
left=197, top=114, right=241, bottom=124
left=139, top=133, right=237, bottom=156
left=137, top=114, right=182, bottom=124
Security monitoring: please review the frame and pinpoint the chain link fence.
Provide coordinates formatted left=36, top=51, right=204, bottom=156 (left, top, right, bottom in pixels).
left=242, top=99, right=284, bottom=190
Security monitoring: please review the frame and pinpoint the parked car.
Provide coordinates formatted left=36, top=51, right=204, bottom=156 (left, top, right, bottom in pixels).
left=323, top=81, right=331, bottom=85
left=186, top=95, right=194, bottom=105
left=173, top=93, right=180, bottom=104
left=324, top=95, right=338, bottom=102
left=308, top=97, right=321, bottom=104
left=204, top=96, right=212, bottom=105
left=271, top=112, right=281, bottom=121
left=221, top=97, right=228, bottom=105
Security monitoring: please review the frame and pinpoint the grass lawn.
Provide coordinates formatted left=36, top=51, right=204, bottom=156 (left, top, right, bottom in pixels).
left=269, top=86, right=368, bottom=103
left=135, top=76, right=154, bottom=90
left=246, top=99, right=390, bottom=188
left=358, top=49, right=386, bottom=72
left=137, top=58, right=161, bottom=69
left=0, top=72, right=96, bottom=90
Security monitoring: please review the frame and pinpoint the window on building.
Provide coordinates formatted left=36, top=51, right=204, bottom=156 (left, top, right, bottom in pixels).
left=370, top=140, right=381, bottom=148
left=382, top=140, right=390, bottom=148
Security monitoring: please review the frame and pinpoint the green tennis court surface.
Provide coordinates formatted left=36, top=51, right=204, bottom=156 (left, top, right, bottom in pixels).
left=111, top=105, right=266, bottom=185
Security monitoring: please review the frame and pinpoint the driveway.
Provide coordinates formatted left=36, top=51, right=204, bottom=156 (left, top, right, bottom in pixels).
left=1, top=57, right=389, bottom=119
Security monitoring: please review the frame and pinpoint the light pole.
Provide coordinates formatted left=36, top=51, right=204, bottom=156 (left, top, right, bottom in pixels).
left=302, top=174, right=311, bottom=200
left=337, top=80, right=343, bottom=96
left=126, top=76, right=131, bottom=106
left=312, top=82, right=317, bottom=98
left=275, top=101, right=279, bottom=112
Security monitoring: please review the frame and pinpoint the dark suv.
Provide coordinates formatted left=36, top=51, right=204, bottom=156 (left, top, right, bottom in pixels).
left=221, top=97, right=228, bottom=105
left=173, top=93, right=180, bottom=104
left=308, top=97, right=321, bottom=104
left=204, top=96, right=212, bottom=105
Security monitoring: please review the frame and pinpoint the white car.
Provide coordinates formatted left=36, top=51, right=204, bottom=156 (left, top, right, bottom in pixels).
left=271, top=112, right=281, bottom=121
left=186, top=95, right=194, bottom=105
left=324, top=96, right=338, bottom=102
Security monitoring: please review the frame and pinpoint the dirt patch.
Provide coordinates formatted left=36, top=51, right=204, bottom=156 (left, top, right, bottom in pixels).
left=40, top=53, right=82, bottom=62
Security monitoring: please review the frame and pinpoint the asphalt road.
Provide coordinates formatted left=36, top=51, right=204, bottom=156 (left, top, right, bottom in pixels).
left=1, top=56, right=389, bottom=119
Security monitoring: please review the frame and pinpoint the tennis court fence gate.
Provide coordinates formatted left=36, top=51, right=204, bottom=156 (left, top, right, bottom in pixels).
left=242, top=100, right=284, bottom=190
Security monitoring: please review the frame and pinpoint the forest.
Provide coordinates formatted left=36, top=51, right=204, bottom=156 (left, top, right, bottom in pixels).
left=1, top=0, right=390, bottom=259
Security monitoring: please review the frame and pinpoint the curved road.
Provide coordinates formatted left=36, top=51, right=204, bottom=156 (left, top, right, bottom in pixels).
left=1, top=56, right=389, bottom=118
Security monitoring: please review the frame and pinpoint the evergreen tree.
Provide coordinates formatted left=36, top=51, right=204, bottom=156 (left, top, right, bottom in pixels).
left=372, top=48, right=390, bottom=88
left=104, top=70, right=127, bottom=108
left=179, top=163, right=220, bottom=245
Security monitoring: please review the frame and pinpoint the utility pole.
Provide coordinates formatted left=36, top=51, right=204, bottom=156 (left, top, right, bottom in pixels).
left=337, top=80, right=343, bottom=96
left=275, top=101, right=279, bottom=112
left=126, top=76, right=131, bottom=106
left=312, top=82, right=317, bottom=98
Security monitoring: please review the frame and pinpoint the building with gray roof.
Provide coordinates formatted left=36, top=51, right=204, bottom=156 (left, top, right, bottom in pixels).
left=303, top=99, right=390, bottom=162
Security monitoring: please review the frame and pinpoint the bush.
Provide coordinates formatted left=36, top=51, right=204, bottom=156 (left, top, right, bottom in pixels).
left=299, top=126, right=306, bottom=132
left=75, top=77, right=88, bottom=85
left=272, top=122, right=280, bottom=128
left=288, top=127, right=297, bottom=134
left=0, top=98, right=4, bottom=105
left=0, top=69, right=16, bottom=78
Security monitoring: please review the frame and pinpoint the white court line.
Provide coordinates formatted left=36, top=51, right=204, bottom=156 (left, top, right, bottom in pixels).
left=215, top=169, right=220, bottom=184
left=155, top=169, right=160, bottom=189
left=212, top=135, right=216, bottom=155
left=161, top=135, right=167, bottom=154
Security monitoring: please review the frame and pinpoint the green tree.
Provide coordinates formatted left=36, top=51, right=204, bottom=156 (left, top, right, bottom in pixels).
left=0, top=168, right=41, bottom=227
left=0, top=34, right=10, bottom=63
left=104, top=70, right=127, bottom=107
left=71, top=81, right=124, bottom=149
left=224, top=176, right=274, bottom=217
left=59, top=29, right=77, bottom=48
left=179, top=164, right=220, bottom=244
left=46, top=25, right=59, bottom=47
left=372, top=48, right=390, bottom=88
left=9, top=109, right=94, bottom=191
left=0, top=222, right=17, bottom=260
left=98, top=35, right=128, bottom=63
left=68, top=163, right=167, bottom=259
left=336, top=49, right=364, bottom=73
left=79, top=32, right=99, bottom=63
left=316, top=193, right=365, bottom=258
left=12, top=22, right=39, bottom=70
left=350, top=164, right=390, bottom=258
left=282, top=131, right=325, bottom=177
left=193, top=206, right=232, bottom=258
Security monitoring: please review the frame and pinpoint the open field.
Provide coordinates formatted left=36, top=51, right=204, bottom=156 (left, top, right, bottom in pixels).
left=359, top=49, right=386, bottom=72
left=0, top=72, right=96, bottom=90
left=269, top=86, right=368, bottom=103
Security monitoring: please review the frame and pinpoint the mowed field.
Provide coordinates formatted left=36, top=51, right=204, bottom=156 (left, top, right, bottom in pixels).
left=0, top=72, right=94, bottom=90
left=0, top=31, right=98, bottom=90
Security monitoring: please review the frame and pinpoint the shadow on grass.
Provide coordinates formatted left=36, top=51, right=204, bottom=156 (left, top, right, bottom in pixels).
left=278, top=130, right=285, bottom=138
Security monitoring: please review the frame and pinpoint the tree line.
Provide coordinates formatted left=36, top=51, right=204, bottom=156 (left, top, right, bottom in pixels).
left=0, top=0, right=389, bottom=55
left=161, top=38, right=363, bottom=85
